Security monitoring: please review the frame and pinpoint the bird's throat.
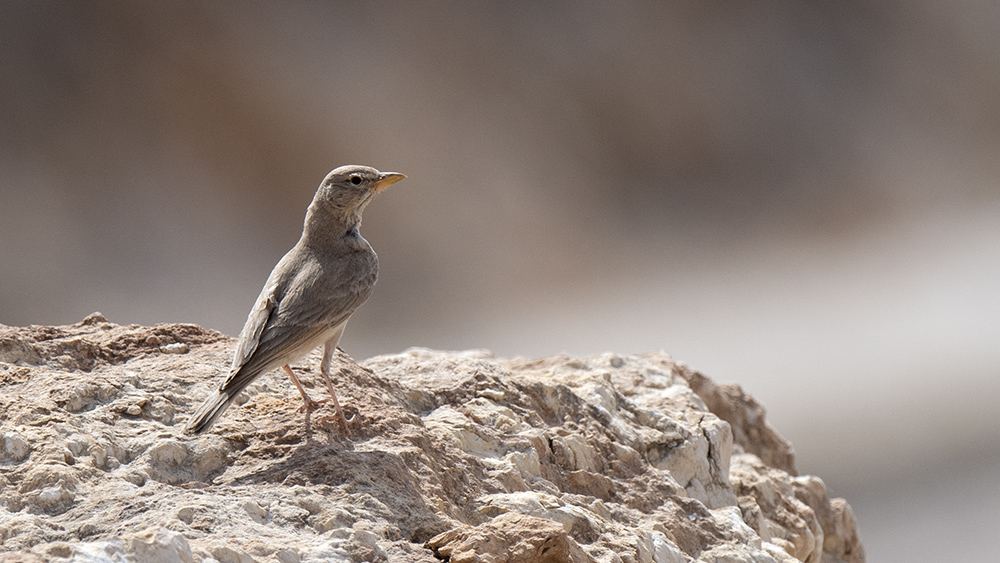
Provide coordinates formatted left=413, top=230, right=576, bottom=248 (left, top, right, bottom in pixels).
left=302, top=202, right=363, bottom=246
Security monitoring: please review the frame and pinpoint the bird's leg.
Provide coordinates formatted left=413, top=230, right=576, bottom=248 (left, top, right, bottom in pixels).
left=316, top=342, right=354, bottom=434
left=283, top=365, right=326, bottom=413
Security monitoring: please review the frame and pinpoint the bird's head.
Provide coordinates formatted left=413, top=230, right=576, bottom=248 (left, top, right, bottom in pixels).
left=316, top=165, right=406, bottom=217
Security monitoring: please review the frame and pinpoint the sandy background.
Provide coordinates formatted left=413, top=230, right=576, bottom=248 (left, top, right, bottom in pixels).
left=2, top=2, right=998, bottom=560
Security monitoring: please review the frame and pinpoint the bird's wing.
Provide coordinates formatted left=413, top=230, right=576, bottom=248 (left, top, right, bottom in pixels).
left=243, top=287, right=370, bottom=371
left=220, top=269, right=374, bottom=392
left=218, top=283, right=280, bottom=392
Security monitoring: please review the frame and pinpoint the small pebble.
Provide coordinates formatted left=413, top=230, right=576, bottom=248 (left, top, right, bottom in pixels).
left=276, top=549, right=301, bottom=563
left=476, top=388, right=505, bottom=401
left=2, top=432, right=31, bottom=462
left=242, top=500, right=268, bottom=522
left=177, top=506, right=195, bottom=524
left=161, top=342, right=189, bottom=354
left=124, top=471, right=147, bottom=487
left=126, top=404, right=142, bottom=416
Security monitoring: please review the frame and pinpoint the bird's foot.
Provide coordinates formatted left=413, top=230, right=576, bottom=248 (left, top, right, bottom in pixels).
left=316, top=411, right=354, bottom=436
left=298, top=398, right=328, bottom=413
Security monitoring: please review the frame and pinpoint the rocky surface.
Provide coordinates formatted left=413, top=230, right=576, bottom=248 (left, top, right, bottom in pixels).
left=0, top=314, right=864, bottom=563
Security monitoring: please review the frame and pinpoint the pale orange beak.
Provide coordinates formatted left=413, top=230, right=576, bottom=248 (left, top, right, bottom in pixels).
left=371, top=172, right=406, bottom=191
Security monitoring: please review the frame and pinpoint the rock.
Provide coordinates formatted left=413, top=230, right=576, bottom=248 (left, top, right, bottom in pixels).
left=126, top=527, right=195, bottom=563
left=1, top=432, right=31, bottom=463
left=0, top=317, right=865, bottom=562
left=669, top=359, right=796, bottom=475
left=426, top=512, right=593, bottom=563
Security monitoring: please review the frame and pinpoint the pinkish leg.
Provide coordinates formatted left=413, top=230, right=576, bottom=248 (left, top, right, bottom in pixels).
left=283, top=364, right=326, bottom=413
left=316, top=341, right=354, bottom=435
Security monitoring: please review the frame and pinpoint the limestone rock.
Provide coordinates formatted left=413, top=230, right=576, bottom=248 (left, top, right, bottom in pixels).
left=426, top=512, right=592, bottom=563
left=0, top=316, right=864, bottom=562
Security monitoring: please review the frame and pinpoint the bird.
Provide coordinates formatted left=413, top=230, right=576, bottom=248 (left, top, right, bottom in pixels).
left=185, top=165, right=405, bottom=435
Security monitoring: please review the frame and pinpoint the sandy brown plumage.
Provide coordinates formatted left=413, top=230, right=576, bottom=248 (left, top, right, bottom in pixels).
left=185, top=165, right=405, bottom=434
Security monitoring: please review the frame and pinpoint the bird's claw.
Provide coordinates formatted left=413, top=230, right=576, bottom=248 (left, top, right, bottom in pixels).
left=298, top=399, right=328, bottom=413
left=316, top=412, right=354, bottom=435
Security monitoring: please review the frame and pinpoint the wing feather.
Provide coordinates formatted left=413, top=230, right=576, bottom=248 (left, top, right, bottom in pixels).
left=217, top=250, right=375, bottom=394
left=230, top=288, right=277, bottom=374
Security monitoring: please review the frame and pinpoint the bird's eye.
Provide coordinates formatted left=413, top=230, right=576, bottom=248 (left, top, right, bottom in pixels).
left=350, top=175, right=362, bottom=185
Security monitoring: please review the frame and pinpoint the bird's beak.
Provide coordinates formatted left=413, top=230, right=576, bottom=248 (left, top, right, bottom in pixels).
left=371, top=172, right=406, bottom=192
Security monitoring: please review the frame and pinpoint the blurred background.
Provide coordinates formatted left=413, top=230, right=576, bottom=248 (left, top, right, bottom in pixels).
left=2, top=1, right=998, bottom=560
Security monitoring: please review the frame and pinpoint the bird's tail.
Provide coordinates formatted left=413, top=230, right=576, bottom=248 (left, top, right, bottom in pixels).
left=184, top=389, right=237, bottom=434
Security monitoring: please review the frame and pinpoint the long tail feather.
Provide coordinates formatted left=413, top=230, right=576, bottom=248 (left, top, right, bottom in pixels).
left=184, top=389, right=236, bottom=434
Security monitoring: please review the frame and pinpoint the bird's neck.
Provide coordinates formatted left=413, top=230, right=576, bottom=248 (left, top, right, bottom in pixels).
left=301, top=200, right=363, bottom=247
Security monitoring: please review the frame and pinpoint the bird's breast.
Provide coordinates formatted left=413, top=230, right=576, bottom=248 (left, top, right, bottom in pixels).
left=309, top=244, right=377, bottom=295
